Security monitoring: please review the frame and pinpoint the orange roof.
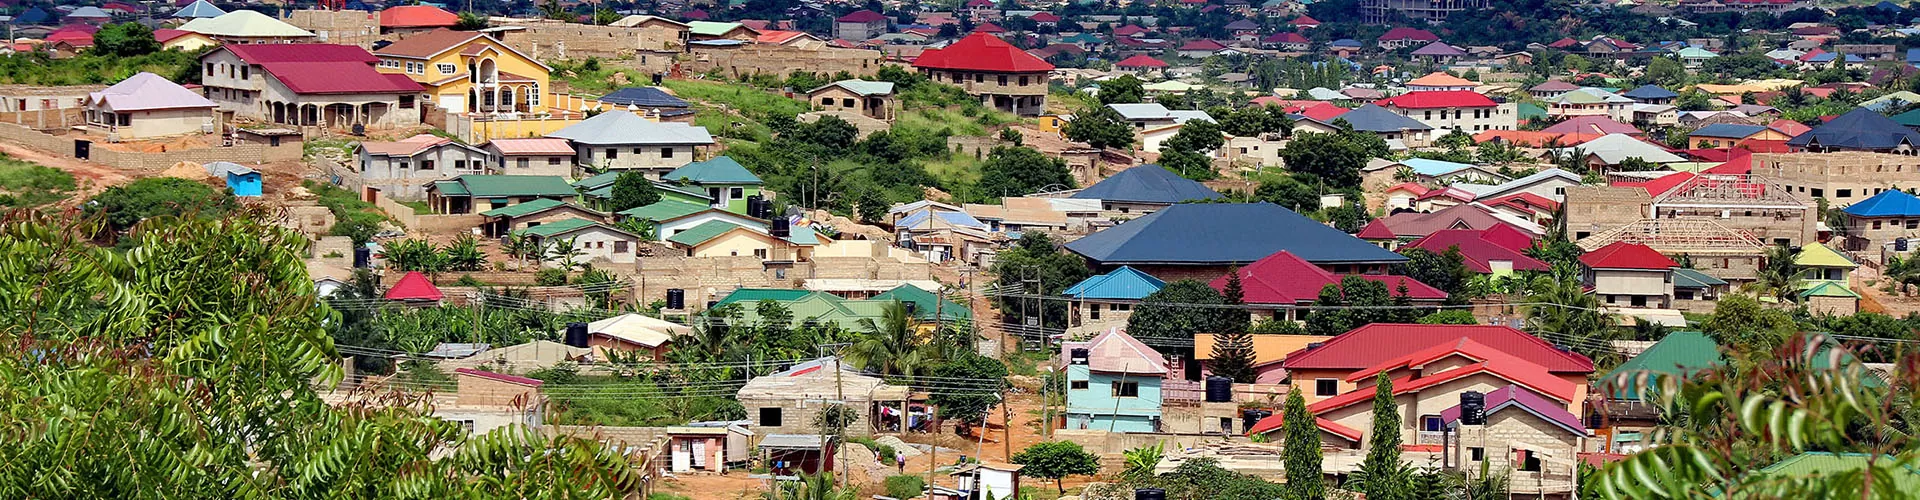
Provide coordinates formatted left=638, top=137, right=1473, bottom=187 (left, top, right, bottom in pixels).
left=380, top=5, right=458, bottom=28
left=1193, top=333, right=1333, bottom=366
left=756, top=29, right=812, bottom=44
left=1406, top=71, right=1475, bottom=87
left=1472, top=130, right=1603, bottom=148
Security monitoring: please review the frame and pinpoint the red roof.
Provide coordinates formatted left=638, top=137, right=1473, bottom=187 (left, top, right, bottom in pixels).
left=1477, top=223, right=1535, bottom=252
left=263, top=62, right=423, bottom=94
left=1473, top=130, right=1604, bottom=148
left=1179, top=39, right=1228, bottom=51
left=384, top=271, right=444, bottom=301
left=1292, top=102, right=1347, bottom=122
left=912, top=33, right=1053, bottom=73
left=1282, top=323, right=1596, bottom=374
left=1548, top=37, right=1579, bottom=48
left=1114, top=54, right=1168, bottom=68
left=836, top=10, right=887, bottom=22
left=102, top=2, right=139, bottom=12
left=1579, top=241, right=1677, bottom=270
left=1404, top=229, right=1549, bottom=274
left=1029, top=12, right=1060, bottom=22
left=1769, top=119, right=1811, bottom=137
left=1264, top=32, right=1309, bottom=44
left=1245, top=413, right=1363, bottom=441
left=453, top=367, right=545, bottom=387
left=225, top=43, right=379, bottom=64
left=973, top=22, right=1006, bottom=33
left=1308, top=343, right=1580, bottom=414
left=1482, top=192, right=1560, bottom=214
left=1291, top=15, right=1320, bottom=26
left=45, top=30, right=93, bottom=45
left=680, top=9, right=709, bottom=20
left=1113, top=25, right=1148, bottom=36
left=1379, top=27, right=1438, bottom=42
left=1384, top=182, right=1431, bottom=197
left=152, top=28, right=192, bottom=43
left=1375, top=90, right=1497, bottom=109
left=1355, top=219, right=1397, bottom=240
left=380, top=5, right=458, bottom=28
left=1704, top=150, right=1754, bottom=175
left=1208, top=250, right=1448, bottom=305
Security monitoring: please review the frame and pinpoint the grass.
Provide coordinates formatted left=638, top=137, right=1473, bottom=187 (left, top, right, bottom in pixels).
left=0, top=153, right=75, bottom=208
left=303, top=137, right=356, bottom=162
left=398, top=200, right=432, bottom=215
left=304, top=180, right=392, bottom=239
left=661, top=79, right=809, bottom=118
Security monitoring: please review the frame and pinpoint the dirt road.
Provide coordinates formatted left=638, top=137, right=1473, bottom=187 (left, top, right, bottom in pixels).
left=0, top=141, right=133, bottom=203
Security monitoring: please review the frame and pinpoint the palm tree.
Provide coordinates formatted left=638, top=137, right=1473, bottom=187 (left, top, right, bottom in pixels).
left=442, top=234, right=487, bottom=271
left=545, top=237, right=585, bottom=272
left=502, top=234, right=535, bottom=269
left=846, top=301, right=923, bottom=378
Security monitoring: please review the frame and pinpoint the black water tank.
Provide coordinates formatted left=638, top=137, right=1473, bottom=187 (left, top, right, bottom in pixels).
left=352, top=246, right=371, bottom=268
left=666, top=289, right=685, bottom=310
left=746, top=195, right=763, bottom=217
left=1241, top=409, right=1272, bottom=432
left=1135, top=488, right=1166, bottom=500
left=1069, top=348, right=1090, bottom=365
left=1204, top=376, right=1232, bottom=402
left=1900, top=238, right=1911, bottom=252
left=1460, top=391, right=1486, bottom=426
left=770, top=218, right=790, bottom=237
left=564, top=322, right=589, bottom=348
left=902, top=301, right=917, bottom=316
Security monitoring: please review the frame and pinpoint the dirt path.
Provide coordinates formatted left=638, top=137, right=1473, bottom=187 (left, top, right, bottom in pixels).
left=0, top=141, right=134, bottom=203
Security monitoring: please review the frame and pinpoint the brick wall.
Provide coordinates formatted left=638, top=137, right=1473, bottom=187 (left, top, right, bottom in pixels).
left=0, top=108, right=82, bottom=130
left=0, top=122, right=289, bottom=171
left=454, top=370, right=541, bottom=407
left=285, top=10, right=381, bottom=48
left=495, top=20, right=687, bottom=60
left=685, top=45, right=892, bottom=81
left=1561, top=185, right=1651, bottom=239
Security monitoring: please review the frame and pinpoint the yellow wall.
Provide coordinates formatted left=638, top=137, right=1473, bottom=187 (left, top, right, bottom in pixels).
left=379, top=35, right=552, bottom=114
left=164, top=33, right=217, bottom=52
left=689, top=229, right=776, bottom=258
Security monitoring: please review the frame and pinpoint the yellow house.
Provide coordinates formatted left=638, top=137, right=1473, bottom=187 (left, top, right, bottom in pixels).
left=372, top=28, right=551, bottom=115
left=665, top=220, right=817, bottom=261
left=154, top=29, right=217, bottom=52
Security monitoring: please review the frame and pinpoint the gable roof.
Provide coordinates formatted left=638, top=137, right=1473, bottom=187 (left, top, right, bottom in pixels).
left=1530, top=80, right=1581, bottom=92
left=1263, top=32, right=1308, bottom=44
left=599, top=86, right=693, bottom=108
left=1114, top=54, right=1169, bottom=68
left=1307, top=347, right=1580, bottom=414
left=434, top=175, right=576, bottom=198
left=1691, top=123, right=1768, bottom=139
left=1756, top=453, right=1920, bottom=490
left=1580, top=241, right=1678, bottom=270
left=1439, top=385, right=1587, bottom=435
left=618, top=198, right=711, bottom=221
left=178, top=10, right=314, bottom=38
left=1063, top=203, right=1409, bottom=266
left=88, top=72, right=214, bottom=112
left=219, top=44, right=422, bottom=95
left=1622, top=84, right=1678, bottom=100
left=1208, top=250, right=1446, bottom=305
left=587, top=313, right=689, bottom=348
left=666, top=219, right=759, bottom=247
left=547, top=110, right=714, bottom=145
left=172, top=0, right=224, bottom=18
left=1795, top=242, right=1857, bottom=268
left=1560, top=133, right=1686, bottom=164
left=380, top=5, right=457, bottom=28
left=869, top=284, right=971, bottom=320
left=1244, top=413, right=1364, bottom=442
left=1410, top=42, right=1467, bottom=57
left=478, top=198, right=596, bottom=219
left=1800, top=280, right=1860, bottom=298
left=1063, top=266, right=1166, bottom=300
left=1671, top=267, right=1727, bottom=290
left=384, top=271, right=443, bottom=301
left=808, top=79, right=894, bottom=97
left=912, top=32, right=1053, bottom=73
left=1379, top=27, right=1437, bottom=41
left=1060, top=327, right=1167, bottom=375
left=487, top=138, right=574, bottom=155
left=688, top=21, right=755, bottom=37
left=1376, top=90, right=1497, bottom=109
left=1406, top=72, right=1475, bottom=88
left=1786, top=108, right=1920, bottom=150
left=1281, top=323, right=1595, bottom=374
left=665, top=156, right=762, bottom=185
left=1542, top=116, right=1640, bottom=136
left=1602, top=331, right=1721, bottom=400
left=1070, top=165, right=1222, bottom=204
left=836, top=9, right=887, bottom=22
left=1369, top=204, right=1542, bottom=239
left=1336, top=103, right=1432, bottom=132
left=1404, top=229, right=1550, bottom=273
left=1394, top=158, right=1478, bottom=177
left=1844, top=189, right=1920, bottom=217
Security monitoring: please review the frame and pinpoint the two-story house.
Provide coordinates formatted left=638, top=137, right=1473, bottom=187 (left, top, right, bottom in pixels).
left=912, top=33, right=1052, bottom=116
left=355, top=133, right=492, bottom=200
left=1580, top=241, right=1678, bottom=309
left=1062, top=328, right=1168, bottom=433
left=199, top=43, right=425, bottom=129
left=833, top=10, right=888, bottom=41
left=373, top=29, right=551, bottom=116
left=661, top=156, right=763, bottom=214
left=1278, top=324, right=1595, bottom=407
left=1373, top=91, right=1516, bottom=133
left=546, top=110, right=715, bottom=177
left=485, top=138, right=575, bottom=177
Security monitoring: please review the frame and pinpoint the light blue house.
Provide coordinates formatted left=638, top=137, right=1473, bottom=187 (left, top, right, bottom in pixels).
left=205, top=161, right=261, bottom=197
left=1061, top=328, right=1168, bottom=433
left=1062, top=266, right=1164, bottom=328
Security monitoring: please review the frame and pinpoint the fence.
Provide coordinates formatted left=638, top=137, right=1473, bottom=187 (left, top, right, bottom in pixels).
left=370, top=193, right=482, bottom=233
left=1163, top=380, right=1291, bottom=404
left=0, top=121, right=286, bottom=171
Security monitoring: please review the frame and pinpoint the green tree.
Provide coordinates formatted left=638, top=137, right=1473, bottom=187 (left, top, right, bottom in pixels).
left=1098, top=74, right=1145, bottom=104
left=1523, top=274, right=1611, bottom=359
left=1702, top=293, right=1795, bottom=354
left=609, top=172, right=662, bottom=212
left=1128, top=280, right=1235, bottom=341
left=847, top=301, right=923, bottom=377
left=926, top=351, right=1008, bottom=424
left=978, top=146, right=1074, bottom=198
left=988, top=233, right=1090, bottom=328
left=1255, top=174, right=1321, bottom=212
left=1065, top=105, right=1136, bottom=150
left=1356, top=373, right=1405, bottom=499
left=1393, top=247, right=1476, bottom=302
left=1279, top=129, right=1373, bottom=189
left=1281, top=388, right=1325, bottom=500
left=539, top=0, right=571, bottom=20
left=1159, top=149, right=1216, bottom=181
left=1305, top=276, right=1419, bottom=336
left=442, top=234, right=488, bottom=271
left=1644, top=57, right=1687, bottom=88
left=1208, top=330, right=1258, bottom=383
left=92, top=22, right=159, bottom=58
left=455, top=11, right=490, bottom=30
left=1010, top=441, right=1102, bottom=494
left=86, top=177, right=237, bottom=232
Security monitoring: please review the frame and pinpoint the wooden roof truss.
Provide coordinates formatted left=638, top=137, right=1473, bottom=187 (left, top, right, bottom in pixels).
left=1576, top=218, right=1766, bottom=256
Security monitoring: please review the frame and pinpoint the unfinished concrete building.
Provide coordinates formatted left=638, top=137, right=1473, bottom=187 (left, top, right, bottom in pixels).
left=1574, top=218, right=1767, bottom=284
left=1753, top=152, right=1920, bottom=206
left=1647, top=174, right=1815, bottom=247
left=736, top=357, right=908, bottom=438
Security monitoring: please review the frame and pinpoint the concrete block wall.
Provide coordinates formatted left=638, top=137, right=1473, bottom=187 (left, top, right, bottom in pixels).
left=685, top=46, right=891, bottom=81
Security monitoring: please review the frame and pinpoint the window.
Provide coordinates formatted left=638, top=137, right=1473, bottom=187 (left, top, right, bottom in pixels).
left=548, top=157, right=563, bottom=165
left=758, top=407, right=783, bottom=427
left=398, top=161, right=410, bottom=170
left=1314, top=379, right=1338, bottom=397
left=998, top=75, right=1008, bottom=85
left=1812, top=188, right=1824, bottom=197
left=1111, top=381, right=1140, bottom=397
left=1469, top=447, right=1485, bottom=461
left=517, top=158, right=530, bottom=169
left=1877, top=221, right=1885, bottom=229
left=1908, top=219, right=1917, bottom=229
left=1089, top=303, right=1101, bottom=320
left=419, top=160, right=435, bottom=170
left=400, top=95, right=415, bottom=109
left=753, top=248, right=767, bottom=259
left=605, top=148, right=619, bottom=159
left=241, top=66, right=249, bottom=80
left=842, top=98, right=855, bottom=107
left=821, top=97, right=833, bottom=105
left=662, top=147, right=674, bottom=159
left=730, top=187, right=744, bottom=199
left=1520, top=452, right=1542, bottom=471
left=205, top=63, right=213, bottom=76
left=437, top=63, right=457, bottom=74
left=632, top=148, right=643, bottom=154
left=1114, top=304, right=1130, bottom=311
left=1020, top=76, right=1029, bottom=85
left=1677, top=290, right=1694, bottom=300
left=614, top=241, right=629, bottom=253
left=1839, top=189, right=1853, bottom=198
left=453, top=160, right=467, bottom=170
left=974, top=74, right=983, bottom=83
left=1421, top=415, right=1444, bottom=432
left=1070, top=380, right=1089, bottom=390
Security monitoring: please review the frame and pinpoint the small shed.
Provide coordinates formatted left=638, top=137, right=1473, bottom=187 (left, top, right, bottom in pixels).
left=951, top=462, right=1024, bottom=500
left=758, top=434, right=836, bottom=476
left=204, top=161, right=261, bottom=197
left=583, top=313, right=691, bottom=361
left=666, top=423, right=752, bottom=473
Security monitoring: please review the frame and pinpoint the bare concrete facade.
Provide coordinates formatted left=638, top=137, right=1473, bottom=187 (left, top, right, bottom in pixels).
left=1754, top=152, right=1920, bottom=206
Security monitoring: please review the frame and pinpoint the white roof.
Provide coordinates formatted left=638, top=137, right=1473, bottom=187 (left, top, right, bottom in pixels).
left=586, top=313, right=690, bottom=348
left=177, top=10, right=314, bottom=38
left=1557, top=134, right=1686, bottom=164
left=803, top=278, right=945, bottom=293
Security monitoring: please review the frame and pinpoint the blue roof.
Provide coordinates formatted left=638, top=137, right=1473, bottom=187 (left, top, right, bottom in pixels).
left=1071, top=165, right=1222, bottom=204
left=1877, top=0, right=1904, bottom=11
left=599, top=87, right=692, bottom=109
left=1621, top=84, right=1678, bottom=100
left=174, top=0, right=226, bottom=18
left=1336, top=104, right=1433, bottom=133
left=1844, top=189, right=1920, bottom=217
left=1806, top=53, right=1866, bottom=63
left=898, top=210, right=988, bottom=231
left=1331, top=38, right=1362, bottom=47
left=1398, top=158, right=1476, bottom=177
left=1690, top=123, right=1768, bottom=139
left=1062, top=266, right=1166, bottom=300
left=13, top=7, right=49, bottom=24
left=1908, top=48, right=1920, bottom=64
left=1063, top=203, right=1409, bottom=265
left=1786, top=108, right=1920, bottom=150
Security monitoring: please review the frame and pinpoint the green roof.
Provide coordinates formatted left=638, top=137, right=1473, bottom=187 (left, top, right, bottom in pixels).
left=1893, top=108, right=1920, bottom=127
left=870, top=284, right=971, bottom=320
left=576, top=173, right=713, bottom=202
left=1799, top=280, right=1859, bottom=298
left=432, top=180, right=469, bottom=196
left=1670, top=267, right=1727, bottom=289
left=510, top=218, right=600, bottom=238
left=1601, top=331, right=1722, bottom=400
left=1794, top=242, right=1858, bottom=269
left=575, top=172, right=621, bottom=190
left=688, top=21, right=744, bottom=36
left=1756, top=453, right=1920, bottom=490
left=443, top=175, right=577, bottom=198
left=1516, top=102, right=1548, bottom=121
left=713, top=288, right=814, bottom=307
left=618, top=199, right=710, bottom=221
left=480, top=198, right=570, bottom=218
left=712, top=286, right=966, bottom=325
left=666, top=220, right=750, bottom=246
left=664, top=156, right=763, bottom=185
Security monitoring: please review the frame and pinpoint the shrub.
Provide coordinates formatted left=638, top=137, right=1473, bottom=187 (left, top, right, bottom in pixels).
left=883, top=475, right=925, bottom=499
left=535, top=268, right=568, bottom=286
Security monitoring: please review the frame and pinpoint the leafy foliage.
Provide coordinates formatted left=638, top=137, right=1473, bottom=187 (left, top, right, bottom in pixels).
left=1010, top=441, right=1102, bottom=493
left=1279, top=123, right=1387, bottom=189
left=1065, top=105, right=1136, bottom=150
left=989, top=233, right=1090, bottom=328
left=1394, top=247, right=1477, bottom=303
left=86, top=177, right=236, bottom=233
left=0, top=153, right=74, bottom=208
left=977, top=146, right=1075, bottom=199
left=610, top=171, right=663, bottom=212
left=1128, top=280, right=1240, bottom=341
left=1357, top=373, right=1404, bottom=499
left=1281, top=388, right=1325, bottom=500
left=1305, top=276, right=1420, bottom=336
left=92, top=22, right=159, bottom=58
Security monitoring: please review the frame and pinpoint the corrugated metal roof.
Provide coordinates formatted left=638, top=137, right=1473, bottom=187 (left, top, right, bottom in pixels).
left=1059, top=327, right=1167, bottom=375
left=510, top=218, right=597, bottom=237
left=479, top=198, right=568, bottom=218
left=1064, top=203, right=1408, bottom=265
left=1757, top=453, right=1920, bottom=489
left=1794, top=242, right=1857, bottom=268
left=665, top=219, right=749, bottom=246
left=1070, top=165, right=1222, bottom=204
left=1787, top=108, right=1920, bottom=150
left=1062, top=266, right=1165, bottom=300
left=178, top=10, right=313, bottom=37
left=442, top=175, right=577, bottom=198
left=598, top=87, right=692, bottom=109
left=1601, top=331, right=1721, bottom=400
left=1282, top=324, right=1595, bottom=373
left=546, top=110, right=714, bottom=145
left=1843, top=189, right=1920, bottom=217
left=665, top=156, right=762, bottom=185
left=617, top=199, right=710, bottom=221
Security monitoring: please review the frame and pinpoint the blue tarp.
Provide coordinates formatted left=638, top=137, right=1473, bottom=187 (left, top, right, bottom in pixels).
left=599, top=86, right=692, bottom=109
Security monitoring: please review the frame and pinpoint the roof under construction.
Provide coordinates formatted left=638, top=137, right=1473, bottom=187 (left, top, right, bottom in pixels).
left=735, top=356, right=909, bottom=402
left=1650, top=174, right=1807, bottom=210
left=1575, top=219, right=1766, bottom=257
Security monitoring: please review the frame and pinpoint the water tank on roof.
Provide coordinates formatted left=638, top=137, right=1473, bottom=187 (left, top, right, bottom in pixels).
left=1460, top=391, right=1486, bottom=426
left=1135, top=488, right=1166, bottom=500
left=1900, top=238, right=1910, bottom=252
left=666, top=289, right=685, bottom=310
left=1069, top=348, right=1089, bottom=365
left=770, top=218, right=791, bottom=237
left=1241, top=409, right=1272, bottom=433
left=352, top=246, right=371, bottom=269
left=564, top=322, right=589, bottom=348
left=1204, top=376, right=1232, bottom=403
left=902, top=301, right=917, bottom=317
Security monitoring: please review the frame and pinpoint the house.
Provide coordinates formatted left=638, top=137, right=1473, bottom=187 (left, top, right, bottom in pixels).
left=1786, top=108, right=1920, bottom=154
left=1194, top=333, right=1333, bottom=383
left=378, top=5, right=457, bottom=35
left=1528, top=80, right=1581, bottom=100
left=1621, top=85, right=1678, bottom=105
left=1410, top=42, right=1468, bottom=65
left=441, top=368, right=545, bottom=435
left=355, top=134, right=491, bottom=200
left=1541, top=116, right=1640, bottom=137
left=951, top=462, right=1023, bottom=500
left=374, top=29, right=552, bottom=116
left=736, top=356, right=908, bottom=438
left=153, top=28, right=216, bottom=52
left=1064, top=203, right=1408, bottom=282
left=1262, top=32, right=1309, bottom=52
left=1302, top=338, right=1586, bottom=454
left=83, top=72, right=215, bottom=140
left=424, top=174, right=577, bottom=214
left=477, top=198, right=609, bottom=237
left=1794, top=242, right=1858, bottom=315
left=1108, top=103, right=1214, bottom=133
left=1473, top=168, right=1584, bottom=204
left=661, top=156, right=764, bottom=214
left=1632, top=104, right=1680, bottom=126
left=755, top=30, right=826, bottom=49
left=1581, top=241, right=1678, bottom=309
left=1374, top=91, right=1515, bottom=133
left=1544, top=88, right=1636, bottom=123
left=1595, top=331, right=1722, bottom=443
left=1404, top=72, right=1476, bottom=92
left=912, top=33, right=1051, bottom=116
left=833, top=10, right=888, bottom=41
left=511, top=219, right=643, bottom=268
left=205, top=162, right=262, bottom=197
left=383, top=270, right=443, bottom=304
left=1113, top=54, right=1170, bottom=73
left=806, top=79, right=895, bottom=121
left=1359, top=204, right=1544, bottom=249
left=1840, top=188, right=1920, bottom=251
left=1328, top=104, right=1434, bottom=148
left=1440, top=385, right=1591, bottom=487
left=1328, top=38, right=1364, bottom=58
left=1061, top=328, right=1167, bottom=432
left=1069, top=164, right=1222, bottom=213
left=583, top=313, right=690, bottom=361
left=1062, top=266, right=1164, bottom=331
left=1376, top=27, right=1438, bottom=49
left=176, top=10, right=316, bottom=44
left=1403, top=227, right=1549, bottom=275
left=485, top=138, right=576, bottom=177
left=962, top=197, right=1070, bottom=234
left=173, top=0, right=224, bottom=18
left=1177, top=39, right=1229, bottom=58
left=1210, top=250, right=1447, bottom=322
left=713, top=285, right=968, bottom=327
left=1671, top=267, right=1728, bottom=309
left=199, top=43, right=425, bottom=129
left=664, top=219, right=818, bottom=261
left=1688, top=123, right=1790, bottom=149
left=1555, top=134, right=1686, bottom=168
left=1381, top=182, right=1429, bottom=210
left=687, top=21, right=759, bottom=42
left=665, top=424, right=751, bottom=473
left=757, top=434, right=835, bottom=476
left=546, top=110, right=715, bottom=176
left=597, top=87, right=696, bottom=122
left=1279, top=324, right=1596, bottom=409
